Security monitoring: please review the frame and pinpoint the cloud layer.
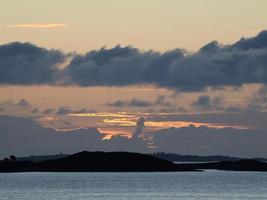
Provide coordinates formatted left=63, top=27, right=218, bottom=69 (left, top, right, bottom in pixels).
left=1, top=31, right=267, bottom=91
left=1, top=115, right=267, bottom=158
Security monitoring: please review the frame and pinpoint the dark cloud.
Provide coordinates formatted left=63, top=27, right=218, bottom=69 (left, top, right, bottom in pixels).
left=132, top=117, right=145, bottom=139
left=146, top=112, right=267, bottom=130
left=0, top=116, right=148, bottom=157
left=31, top=108, right=39, bottom=114
left=153, top=126, right=267, bottom=158
left=56, top=107, right=96, bottom=115
left=155, top=95, right=172, bottom=107
left=128, top=99, right=153, bottom=107
left=158, top=107, right=188, bottom=114
left=71, top=108, right=96, bottom=114
left=1, top=115, right=267, bottom=158
left=18, top=99, right=31, bottom=108
left=107, top=95, right=173, bottom=108
left=247, top=85, right=267, bottom=112
left=42, top=108, right=55, bottom=115
left=107, top=100, right=128, bottom=107
left=1, top=31, right=267, bottom=91
left=108, top=98, right=153, bottom=107
left=0, top=99, right=34, bottom=114
left=191, top=94, right=260, bottom=114
left=64, top=31, right=267, bottom=91
left=56, top=106, right=72, bottom=115
left=232, top=31, right=267, bottom=50
left=191, top=95, right=223, bottom=111
left=0, top=42, right=66, bottom=85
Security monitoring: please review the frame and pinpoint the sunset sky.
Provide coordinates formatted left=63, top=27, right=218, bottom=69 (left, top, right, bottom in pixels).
left=1, top=0, right=267, bottom=52
left=1, top=0, right=267, bottom=157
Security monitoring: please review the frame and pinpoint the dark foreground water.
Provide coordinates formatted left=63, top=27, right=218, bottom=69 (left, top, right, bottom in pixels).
left=0, top=171, right=267, bottom=200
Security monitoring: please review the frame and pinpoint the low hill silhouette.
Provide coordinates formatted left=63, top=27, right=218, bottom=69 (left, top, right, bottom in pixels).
left=152, top=152, right=267, bottom=163
left=179, top=159, right=267, bottom=171
left=0, top=151, right=196, bottom=172
left=1, top=151, right=267, bottom=172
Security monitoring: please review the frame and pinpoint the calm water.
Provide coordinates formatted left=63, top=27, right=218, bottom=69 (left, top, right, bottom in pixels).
left=0, top=171, right=267, bottom=200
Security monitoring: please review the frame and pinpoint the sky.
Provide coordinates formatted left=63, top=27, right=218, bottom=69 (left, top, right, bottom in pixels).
left=1, top=0, right=267, bottom=157
left=1, top=0, right=267, bottom=52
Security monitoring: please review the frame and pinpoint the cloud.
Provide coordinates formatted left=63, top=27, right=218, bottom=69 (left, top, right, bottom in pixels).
left=232, top=31, right=267, bottom=50
left=191, top=95, right=223, bottom=111
left=158, top=107, right=188, bottom=114
left=132, top=117, right=145, bottom=139
left=1, top=31, right=267, bottom=91
left=107, top=98, right=153, bottom=107
left=152, top=126, right=267, bottom=157
left=1, top=115, right=267, bottom=158
left=56, top=107, right=96, bottom=115
left=56, top=106, right=72, bottom=115
left=64, top=31, right=267, bottom=91
left=0, top=99, right=34, bottom=114
left=107, top=95, right=173, bottom=108
left=0, top=116, right=148, bottom=157
left=9, top=24, right=68, bottom=29
left=18, top=99, right=31, bottom=108
left=247, top=85, right=267, bottom=112
left=42, top=108, right=55, bottom=115
left=0, top=42, right=66, bottom=85
left=190, top=94, right=265, bottom=113
left=0, top=99, right=96, bottom=116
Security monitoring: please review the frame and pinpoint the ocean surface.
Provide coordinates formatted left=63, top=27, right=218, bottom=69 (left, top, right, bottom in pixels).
left=0, top=171, right=267, bottom=200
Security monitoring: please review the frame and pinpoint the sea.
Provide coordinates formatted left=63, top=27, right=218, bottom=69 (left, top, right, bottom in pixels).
left=0, top=171, right=267, bottom=200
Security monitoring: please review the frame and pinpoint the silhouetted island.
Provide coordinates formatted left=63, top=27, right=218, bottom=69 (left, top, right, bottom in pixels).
left=1, top=151, right=267, bottom=172
left=152, top=152, right=267, bottom=163
left=0, top=151, right=196, bottom=172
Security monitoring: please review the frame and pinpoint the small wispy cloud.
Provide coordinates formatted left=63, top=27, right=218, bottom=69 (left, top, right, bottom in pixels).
left=8, top=23, right=68, bottom=29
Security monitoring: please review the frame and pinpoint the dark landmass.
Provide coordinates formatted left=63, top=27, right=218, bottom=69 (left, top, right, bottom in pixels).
left=179, top=159, right=267, bottom=171
left=0, top=151, right=196, bottom=172
left=17, top=154, right=69, bottom=162
left=17, top=152, right=267, bottom=163
left=152, top=152, right=267, bottom=163
left=1, top=151, right=267, bottom=173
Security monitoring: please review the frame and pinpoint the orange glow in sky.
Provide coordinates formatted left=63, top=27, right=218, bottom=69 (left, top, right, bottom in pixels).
left=66, top=112, right=250, bottom=138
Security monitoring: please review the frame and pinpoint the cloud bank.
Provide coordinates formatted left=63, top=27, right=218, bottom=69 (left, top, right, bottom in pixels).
left=1, top=31, right=267, bottom=91
left=1, top=116, right=267, bottom=158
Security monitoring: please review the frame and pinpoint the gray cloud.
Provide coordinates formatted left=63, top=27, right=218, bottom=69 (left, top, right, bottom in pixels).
left=108, top=95, right=173, bottom=108
left=153, top=126, right=267, bottom=158
left=132, top=117, right=145, bottom=139
left=247, top=85, right=267, bottom=112
left=31, top=108, right=39, bottom=114
left=108, top=98, right=153, bottom=107
left=1, top=115, right=267, bottom=158
left=0, top=99, right=96, bottom=116
left=56, top=106, right=72, bottom=115
left=232, top=31, right=267, bottom=50
left=0, top=42, right=66, bottom=85
left=64, top=31, right=267, bottom=91
left=158, top=107, right=188, bottom=114
left=56, top=107, right=96, bottom=115
left=191, top=95, right=223, bottom=111
left=42, top=108, right=55, bottom=115
left=0, top=99, right=34, bottom=114
left=0, top=116, right=148, bottom=157
left=1, top=31, right=267, bottom=91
